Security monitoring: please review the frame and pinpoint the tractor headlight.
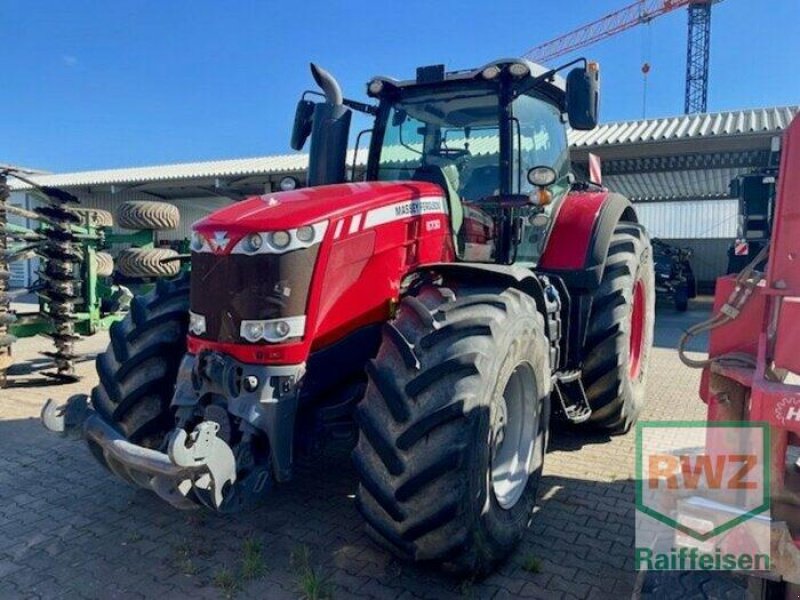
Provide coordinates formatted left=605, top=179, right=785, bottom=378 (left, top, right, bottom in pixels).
left=240, top=317, right=306, bottom=343
left=481, top=65, right=501, bottom=80
left=269, top=231, right=292, bottom=250
left=508, top=62, right=530, bottom=78
left=230, top=221, right=329, bottom=255
left=242, top=321, right=265, bottom=342
left=243, top=232, right=263, bottom=253
left=368, top=79, right=384, bottom=96
left=191, top=231, right=206, bottom=252
left=189, top=312, right=207, bottom=336
left=295, top=225, right=315, bottom=243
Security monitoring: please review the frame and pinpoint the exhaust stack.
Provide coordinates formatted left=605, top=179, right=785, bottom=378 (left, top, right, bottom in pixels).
left=306, top=63, right=351, bottom=187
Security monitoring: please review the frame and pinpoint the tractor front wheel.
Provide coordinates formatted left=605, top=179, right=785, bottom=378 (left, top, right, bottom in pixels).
left=582, top=222, right=655, bottom=433
left=353, top=284, right=551, bottom=576
left=90, top=274, right=189, bottom=454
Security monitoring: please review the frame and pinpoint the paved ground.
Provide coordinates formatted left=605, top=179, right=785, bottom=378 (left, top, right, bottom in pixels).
left=0, top=299, right=731, bottom=600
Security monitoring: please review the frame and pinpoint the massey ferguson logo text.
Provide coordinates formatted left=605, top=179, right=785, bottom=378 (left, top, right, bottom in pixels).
left=394, top=200, right=443, bottom=217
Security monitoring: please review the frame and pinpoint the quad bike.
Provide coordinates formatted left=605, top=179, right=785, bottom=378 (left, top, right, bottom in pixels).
left=44, top=57, right=655, bottom=576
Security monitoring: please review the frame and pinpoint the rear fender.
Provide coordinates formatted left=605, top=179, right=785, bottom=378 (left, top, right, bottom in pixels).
left=539, top=191, right=637, bottom=291
left=538, top=191, right=638, bottom=370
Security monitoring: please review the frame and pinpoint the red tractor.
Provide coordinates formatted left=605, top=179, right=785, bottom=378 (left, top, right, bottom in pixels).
left=45, top=58, right=655, bottom=575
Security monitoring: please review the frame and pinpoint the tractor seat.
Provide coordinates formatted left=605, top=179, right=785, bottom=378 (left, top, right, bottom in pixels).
left=411, top=164, right=464, bottom=238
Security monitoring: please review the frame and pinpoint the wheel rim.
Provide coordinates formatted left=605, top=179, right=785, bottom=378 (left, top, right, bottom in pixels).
left=491, top=363, right=539, bottom=510
left=629, top=279, right=646, bottom=380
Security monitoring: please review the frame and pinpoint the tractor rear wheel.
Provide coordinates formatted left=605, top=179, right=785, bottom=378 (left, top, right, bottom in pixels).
left=353, top=284, right=551, bottom=576
left=582, top=222, right=655, bottom=433
left=90, top=274, right=189, bottom=453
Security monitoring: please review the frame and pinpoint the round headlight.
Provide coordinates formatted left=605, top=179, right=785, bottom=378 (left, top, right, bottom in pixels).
left=273, top=321, right=291, bottom=338
left=527, top=166, right=558, bottom=187
left=191, top=231, right=205, bottom=252
left=279, top=176, right=298, bottom=192
left=481, top=65, right=501, bottom=80
left=508, top=62, right=530, bottom=78
left=269, top=231, right=291, bottom=249
left=296, top=225, right=315, bottom=243
left=244, top=232, right=263, bottom=253
left=243, top=322, right=265, bottom=341
left=368, top=79, right=384, bottom=95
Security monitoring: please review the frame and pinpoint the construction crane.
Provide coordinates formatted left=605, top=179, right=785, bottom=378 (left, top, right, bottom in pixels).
left=524, top=0, right=721, bottom=114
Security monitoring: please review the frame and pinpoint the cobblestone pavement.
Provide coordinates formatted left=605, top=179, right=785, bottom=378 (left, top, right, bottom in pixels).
left=0, top=301, right=723, bottom=600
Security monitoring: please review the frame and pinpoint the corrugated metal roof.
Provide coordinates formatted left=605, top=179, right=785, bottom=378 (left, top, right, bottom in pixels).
left=8, top=153, right=310, bottom=189
left=569, top=106, right=798, bottom=148
left=8, top=106, right=796, bottom=191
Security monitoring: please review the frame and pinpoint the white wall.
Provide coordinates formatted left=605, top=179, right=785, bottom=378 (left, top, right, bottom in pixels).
left=6, top=192, right=36, bottom=288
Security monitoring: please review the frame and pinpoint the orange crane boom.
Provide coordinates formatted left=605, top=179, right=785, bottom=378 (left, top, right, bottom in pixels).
left=524, top=0, right=693, bottom=63
left=525, top=0, right=721, bottom=114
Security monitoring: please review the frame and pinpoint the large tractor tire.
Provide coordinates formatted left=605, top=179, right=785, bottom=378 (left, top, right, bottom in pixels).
left=353, top=284, right=551, bottom=576
left=69, top=208, right=114, bottom=229
left=117, top=247, right=180, bottom=279
left=582, top=222, right=655, bottom=433
left=117, top=200, right=179, bottom=231
left=91, top=275, right=189, bottom=452
left=94, top=252, right=114, bottom=277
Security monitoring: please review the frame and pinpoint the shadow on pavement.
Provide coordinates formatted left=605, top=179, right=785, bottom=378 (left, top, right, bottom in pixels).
left=654, top=297, right=713, bottom=352
left=0, top=415, right=642, bottom=599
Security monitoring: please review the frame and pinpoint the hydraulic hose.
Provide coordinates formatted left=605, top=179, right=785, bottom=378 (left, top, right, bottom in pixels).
left=678, top=243, right=770, bottom=370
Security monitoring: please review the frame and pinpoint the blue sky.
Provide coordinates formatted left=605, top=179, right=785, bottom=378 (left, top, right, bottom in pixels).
left=3, top=0, right=798, bottom=172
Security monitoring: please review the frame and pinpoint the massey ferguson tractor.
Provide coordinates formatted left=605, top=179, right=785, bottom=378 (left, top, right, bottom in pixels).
left=44, top=58, right=655, bottom=575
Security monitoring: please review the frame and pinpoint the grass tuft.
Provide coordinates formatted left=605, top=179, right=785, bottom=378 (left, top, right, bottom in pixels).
left=241, top=537, right=265, bottom=580
left=292, top=545, right=332, bottom=600
left=213, top=566, right=240, bottom=598
left=521, top=553, right=541, bottom=574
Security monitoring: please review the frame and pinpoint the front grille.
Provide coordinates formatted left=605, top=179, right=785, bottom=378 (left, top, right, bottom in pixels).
left=190, top=247, right=319, bottom=343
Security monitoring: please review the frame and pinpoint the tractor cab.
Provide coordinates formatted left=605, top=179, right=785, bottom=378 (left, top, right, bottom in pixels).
left=292, top=58, right=600, bottom=264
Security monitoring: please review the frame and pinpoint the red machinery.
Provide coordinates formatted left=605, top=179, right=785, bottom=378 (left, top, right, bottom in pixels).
left=681, top=114, right=800, bottom=590
left=44, top=58, right=656, bottom=576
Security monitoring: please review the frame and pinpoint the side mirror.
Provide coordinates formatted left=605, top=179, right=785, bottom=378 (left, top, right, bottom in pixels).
left=290, top=99, right=315, bottom=151
left=566, top=64, right=600, bottom=131
left=392, top=109, right=407, bottom=127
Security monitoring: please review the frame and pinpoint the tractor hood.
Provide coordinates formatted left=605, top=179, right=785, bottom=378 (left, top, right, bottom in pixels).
left=193, top=181, right=444, bottom=241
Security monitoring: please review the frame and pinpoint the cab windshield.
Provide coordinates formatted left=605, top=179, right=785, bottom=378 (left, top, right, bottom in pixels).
left=375, top=87, right=570, bottom=202
left=374, top=84, right=570, bottom=264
